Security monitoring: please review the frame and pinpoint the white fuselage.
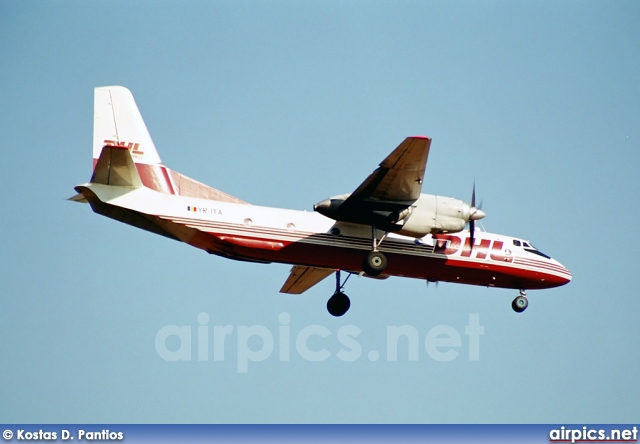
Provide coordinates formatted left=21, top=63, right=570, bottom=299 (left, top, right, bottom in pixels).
left=78, top=182, right=572, bottom=290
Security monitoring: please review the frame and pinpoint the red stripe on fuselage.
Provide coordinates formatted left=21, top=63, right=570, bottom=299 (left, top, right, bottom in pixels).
left=185, top=227, right=570, bottom=290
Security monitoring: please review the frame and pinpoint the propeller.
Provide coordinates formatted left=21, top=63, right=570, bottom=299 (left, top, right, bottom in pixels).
left=468, top=182, right=486, bottom=253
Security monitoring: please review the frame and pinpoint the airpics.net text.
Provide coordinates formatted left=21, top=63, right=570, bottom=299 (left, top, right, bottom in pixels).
left=155, top=313, right=484, bottom=373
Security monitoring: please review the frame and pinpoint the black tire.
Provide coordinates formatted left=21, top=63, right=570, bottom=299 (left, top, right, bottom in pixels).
left=363, top=251, right=387, bottom=276
left=327, top=291, right=350, bottom=317
left=512, top=295, right=528, bottom=313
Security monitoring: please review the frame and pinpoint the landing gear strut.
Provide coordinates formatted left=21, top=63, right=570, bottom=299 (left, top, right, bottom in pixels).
left=362, top=225, right=388, bottom=276
left=512, top=289, right=528, bottom=313
left=327, top=270, right=351, bottom=317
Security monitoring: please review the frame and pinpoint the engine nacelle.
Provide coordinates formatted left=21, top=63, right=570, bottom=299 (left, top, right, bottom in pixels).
left=314, top=192, right=485, bottom=239
left=396, top=194, right=471, bottom=238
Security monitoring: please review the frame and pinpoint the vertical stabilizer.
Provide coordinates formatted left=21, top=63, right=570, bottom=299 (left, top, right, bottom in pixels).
left=86, top=85, right=248, bottom=203
left=93, top=86, right=162, bottom=165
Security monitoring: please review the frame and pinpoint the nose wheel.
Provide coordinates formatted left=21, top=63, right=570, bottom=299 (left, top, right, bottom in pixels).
left=512, top=290, right=528, bottom=313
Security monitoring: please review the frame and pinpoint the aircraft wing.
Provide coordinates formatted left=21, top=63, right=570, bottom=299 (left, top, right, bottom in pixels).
left=280, top=265, right=335, bottom=294
left=314, top=136, right=432, bottom=228
left=345, top=136, right=431, bottom=204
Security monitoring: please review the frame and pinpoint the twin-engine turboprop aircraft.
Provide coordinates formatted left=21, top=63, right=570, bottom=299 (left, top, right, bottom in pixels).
left=71, top=86, right=571, bottom=316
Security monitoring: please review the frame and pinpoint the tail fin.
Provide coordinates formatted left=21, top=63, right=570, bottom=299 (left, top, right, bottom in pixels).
left=87, top=86, right=248, bottom=204
left=93, top=86, right=162, bottom=166
left=92, top=86, right=177, bottom=194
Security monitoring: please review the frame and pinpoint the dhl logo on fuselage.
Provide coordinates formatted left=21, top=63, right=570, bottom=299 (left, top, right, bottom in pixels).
left=103, top=139, right=144, bottom=157
left=433, top=234, right=513, bottom=263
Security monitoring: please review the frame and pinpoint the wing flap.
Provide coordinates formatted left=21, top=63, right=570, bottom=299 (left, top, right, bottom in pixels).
left=280, top=266, right=335, bottom=294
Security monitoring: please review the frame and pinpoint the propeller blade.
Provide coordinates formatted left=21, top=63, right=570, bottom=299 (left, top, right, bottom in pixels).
left=472, top=182, right=476, bottom=208
left=470, top=183, right=476, bottom=253
left=468, top=182, right=486, bottom=221
left=469, top=182, right=482, bottom=253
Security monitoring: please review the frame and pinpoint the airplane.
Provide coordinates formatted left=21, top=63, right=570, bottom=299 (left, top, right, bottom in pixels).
left=71, top=86, right=571, bottom=317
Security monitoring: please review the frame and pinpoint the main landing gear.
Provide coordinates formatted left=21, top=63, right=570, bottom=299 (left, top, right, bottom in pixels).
left=327, top=270, right=351, bottom=317
left=327, top=226, right=390, bottom=317
left=362, top=226, right=388, bottom=276
left=512, top=289, right=528, bottom=313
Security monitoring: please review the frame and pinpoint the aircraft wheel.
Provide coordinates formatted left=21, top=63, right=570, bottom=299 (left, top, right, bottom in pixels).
left=512, top=295, right=528, bottom=313
left=363, top=251, right=387, bottom=276
left=327, top=291, right=350, bottom=317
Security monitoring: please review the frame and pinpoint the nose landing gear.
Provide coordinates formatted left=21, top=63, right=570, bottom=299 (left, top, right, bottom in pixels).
left=512, top=290, right=528, bottom=313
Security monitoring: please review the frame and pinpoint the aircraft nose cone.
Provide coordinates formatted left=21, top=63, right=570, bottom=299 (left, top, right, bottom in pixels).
left=556, top=261, right=572, bottom=285
left=470, top=208, right=486, bottom=221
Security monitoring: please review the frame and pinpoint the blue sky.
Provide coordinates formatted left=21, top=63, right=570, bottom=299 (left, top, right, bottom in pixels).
left=1, top=1, right=639, bottom=424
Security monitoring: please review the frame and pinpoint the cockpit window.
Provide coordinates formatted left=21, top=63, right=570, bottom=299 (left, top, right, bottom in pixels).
left=523, top=243, right=551, bottom=259
left=513, top=239, right=551, bottom=259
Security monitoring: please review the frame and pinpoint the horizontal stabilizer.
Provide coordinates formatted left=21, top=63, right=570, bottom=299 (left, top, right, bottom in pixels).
left=68, top=193, right=88, bottom=203
left=280, top=265, right=335, bottom=294
left=91, top=145, right=143, bottom=188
